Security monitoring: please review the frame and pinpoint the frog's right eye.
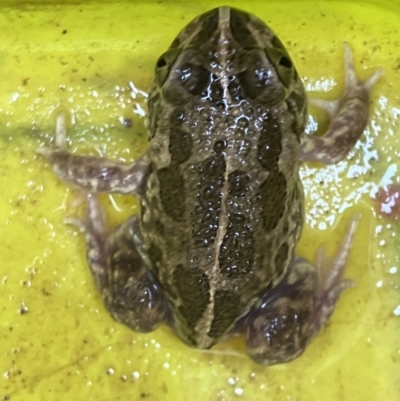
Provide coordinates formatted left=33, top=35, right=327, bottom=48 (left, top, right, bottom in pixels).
left=155, top=48, right=182, bottom=86
left=238, top=50, right=275, bottom=99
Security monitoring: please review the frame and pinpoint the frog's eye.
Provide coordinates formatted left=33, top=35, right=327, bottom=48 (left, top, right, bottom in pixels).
left=238, top=51, right=276, bottom=99
left=176, top=62, right=210, bottom=95
left=264, top=46, right=294, bottom=88
left=155, top=48, right=182, bottom=86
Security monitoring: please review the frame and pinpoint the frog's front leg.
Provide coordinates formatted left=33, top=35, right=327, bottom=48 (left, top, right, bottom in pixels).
left=68, top=194, right=167, bottom=332
left=38, top=113, right=149, bottom=194
left=244, top=215, right=359, bottom=366
left=299, top=43, right=383, bottom=165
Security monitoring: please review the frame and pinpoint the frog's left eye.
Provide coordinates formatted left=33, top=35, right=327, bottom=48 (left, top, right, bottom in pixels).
left=264, top=46, right=294, bottom=88
left=176, top=62, right=210, bottom=95
left=155, top=48, right=182, bottom=86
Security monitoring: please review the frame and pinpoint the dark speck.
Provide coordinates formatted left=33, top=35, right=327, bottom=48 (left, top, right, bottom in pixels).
left=22, top=77, right=30, bottom=86
left=42, top=288, right=51, bottom=296
left=19, top=303, right=28, bottom=315
left=62, top=29, right=67, bottom=34
left=123, top=118, right=133, bottom=128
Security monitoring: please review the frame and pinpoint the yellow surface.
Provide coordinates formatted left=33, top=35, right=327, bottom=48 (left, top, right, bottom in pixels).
left=0, top=1, right=399, bottom=400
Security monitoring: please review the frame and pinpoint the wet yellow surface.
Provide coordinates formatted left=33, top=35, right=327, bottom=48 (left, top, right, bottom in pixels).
left=0, top=1, right=399, bottom=400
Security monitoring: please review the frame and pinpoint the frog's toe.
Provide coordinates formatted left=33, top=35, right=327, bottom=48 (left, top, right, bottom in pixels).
left=308, top=97, right=340, bottom=118
left=64, top=194, right=109, bottom=283
left=307, top=214, right=360, bottom=337
left=342, top=42, right=383, bottom=91
left=37, top=113, right=68, bottom=158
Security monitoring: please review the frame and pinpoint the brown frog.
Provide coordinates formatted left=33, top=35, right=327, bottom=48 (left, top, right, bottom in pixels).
left=39, top=7, right=382, bottom=365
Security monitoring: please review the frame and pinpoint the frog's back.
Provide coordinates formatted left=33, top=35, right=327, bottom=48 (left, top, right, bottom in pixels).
left=141, top=6, right=307, bottom=348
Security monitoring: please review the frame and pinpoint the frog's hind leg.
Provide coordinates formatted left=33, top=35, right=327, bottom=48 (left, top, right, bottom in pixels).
left=299, top=43, right=383, bottom=165
left=67, top=194, right=167, bottom=332
left=38, top=113, right=149, bottom=194
left=244, top=215, right=360, bottom=366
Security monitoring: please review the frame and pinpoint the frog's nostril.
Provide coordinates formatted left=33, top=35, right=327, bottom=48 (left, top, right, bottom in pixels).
left=157, top=57, right=167, bottom=68
left=279, top=56, right=292, bottom=68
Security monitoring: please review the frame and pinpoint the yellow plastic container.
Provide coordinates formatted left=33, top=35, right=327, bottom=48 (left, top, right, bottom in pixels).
left=0, top=1, right=399, bottom=400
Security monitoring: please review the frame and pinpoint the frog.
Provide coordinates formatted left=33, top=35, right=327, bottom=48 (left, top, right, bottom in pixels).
left=38, top=6, right=382, bottom=365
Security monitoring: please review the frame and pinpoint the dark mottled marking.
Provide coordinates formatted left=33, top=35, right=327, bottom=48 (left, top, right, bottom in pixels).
left=259, top=171, right=287, bottom=231
left=274, top=242, right=289, bottom=277
left=218, top=213, right=255, bottom=279
left=169, top=8, right=219, bottom=50
left=169, top=31, right=191, bottom=50
left=208, top=290, right=241, bottom=339
left=282, top=222, right=289, bottom=236
left=158, top=166, right=185, bottom=221
left=192, top=153, right=226, bottom=246
left=271, top=35, right=287, bottom=51
left=259, top=239, right=274, bottom=276
left=229, top=8, right=258, bottom=49
left=190, top=9, right=220, bottom=48
left=192, top=206, right=219, bottom=247
left=173, top=265, right=210, bottom=334
left=169, top=127, right=193, bottom=164
left=228, top=170, right=250, bottom=197
left=155, top=219, right=165, bottom=237
left=257, top=117, right=282, bottom=171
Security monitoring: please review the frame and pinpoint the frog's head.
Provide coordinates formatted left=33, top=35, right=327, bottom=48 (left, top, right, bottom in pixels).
left=151, top=6, right=306, bottom=128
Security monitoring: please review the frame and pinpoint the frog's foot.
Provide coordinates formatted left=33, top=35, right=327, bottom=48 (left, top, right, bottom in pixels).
left=67, top=193, right=167, bottom=332
left=37, top=113, right=149, bottom=194
left=300, top=43, right=383, bottom=165
left=244, top=215, right=360, bottom=366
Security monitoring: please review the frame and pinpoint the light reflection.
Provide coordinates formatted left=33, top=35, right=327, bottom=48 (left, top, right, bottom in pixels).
left=378, top=163, right=398, bottom=190
left=305, top=77, right=336, bottom=92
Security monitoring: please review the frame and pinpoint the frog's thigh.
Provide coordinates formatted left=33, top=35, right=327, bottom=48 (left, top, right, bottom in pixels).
left=70, top=194, right=167, bottom=333
left=38, top=113, right=148, bottom=194
left=299, top=43, right=383, bottom=165
left=245, top=215, right=359, bottom=366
